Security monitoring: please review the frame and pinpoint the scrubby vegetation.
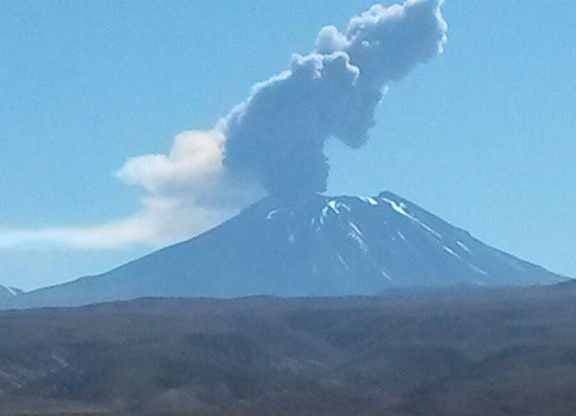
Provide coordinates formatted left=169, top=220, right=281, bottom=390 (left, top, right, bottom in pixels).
left=1, top=283, right=576, bottom=415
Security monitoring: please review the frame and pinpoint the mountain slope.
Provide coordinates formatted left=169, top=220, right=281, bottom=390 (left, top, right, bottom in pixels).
left=5, top=191, right=563, bottom=308
left=0, top=285, right=22, bottom=301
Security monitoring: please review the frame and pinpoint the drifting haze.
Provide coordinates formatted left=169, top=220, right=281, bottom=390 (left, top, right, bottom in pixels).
left=1, top=0, right=447, bottom=250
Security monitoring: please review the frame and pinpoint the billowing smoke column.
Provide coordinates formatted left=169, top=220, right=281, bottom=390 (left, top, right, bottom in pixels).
left=222, top=0, right=447, bottom=197
left=1, top=1, right=449, bottom=251
left=75, top=0, right=449, bottom=249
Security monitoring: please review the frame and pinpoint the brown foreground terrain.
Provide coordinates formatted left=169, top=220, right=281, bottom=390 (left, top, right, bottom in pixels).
left=1, top=283, right=576, bottom=415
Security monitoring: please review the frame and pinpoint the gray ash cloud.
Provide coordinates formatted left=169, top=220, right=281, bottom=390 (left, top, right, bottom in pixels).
left=222, top=0, right=447, bottom=196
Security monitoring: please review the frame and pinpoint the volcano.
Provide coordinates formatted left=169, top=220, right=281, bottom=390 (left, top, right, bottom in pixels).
left=3, top=191, right=563, bottom=309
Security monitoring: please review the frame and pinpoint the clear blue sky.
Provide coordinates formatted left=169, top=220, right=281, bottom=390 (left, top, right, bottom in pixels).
left=1, top=0, right=575, bottom=290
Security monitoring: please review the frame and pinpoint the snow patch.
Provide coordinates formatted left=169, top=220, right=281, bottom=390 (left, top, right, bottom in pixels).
left=362, top=197, right=379, bottom=206
left=339, top=203, right=351, bottom=212
left=348, top=221, right=363, bottom=237
left=266, top=209, right=280, bottom=220
left=380, top=197, right=410, bottom=217
left=1, top=286, right=20, bottom=297
left=349, top=232, right=368, bottom=253
left=442, top=245, right=461, bottom=259
left=456, top=241, right=471, bottom=253
left=468, top=264, right=488, bottom=276
left=380, top=197, right=442, bottom=239
left=336, top=253, right=350, bottom=270
left=327, top=200, right=340, bottom=214
left=380, top=268, right=393, bottom=281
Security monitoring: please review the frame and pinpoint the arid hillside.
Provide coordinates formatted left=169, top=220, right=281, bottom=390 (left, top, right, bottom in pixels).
left=1, top=284, right=576, bottom=415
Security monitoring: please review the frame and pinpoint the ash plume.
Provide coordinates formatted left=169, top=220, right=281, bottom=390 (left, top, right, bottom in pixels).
left=113, top=0, right=448, bottom=245
left=223, top=0, right=447, bottom=196
left=1, top=0, right=448, bottom=251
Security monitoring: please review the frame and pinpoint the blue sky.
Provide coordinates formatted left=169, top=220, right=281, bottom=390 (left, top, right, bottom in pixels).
left=1, top=0, right=575, bottom=290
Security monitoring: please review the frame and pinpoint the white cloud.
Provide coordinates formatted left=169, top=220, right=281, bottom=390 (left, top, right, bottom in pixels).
left=0, top=130, right=263, bottom=250
left=117, top=130, right=226, bottom=193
